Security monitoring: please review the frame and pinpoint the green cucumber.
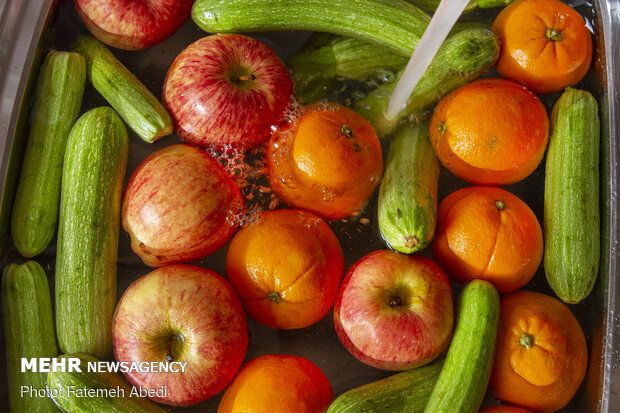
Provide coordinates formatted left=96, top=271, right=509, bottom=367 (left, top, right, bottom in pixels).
left=47, top=353, right=168, bottom=412
left=2, top=261, right=57, bottom=413
left=56, top=107, right=128, bottom=359
left=410, top=0, right=511, bottom=12
left=10, top=50, right=86, bottom=258
left=192, top=0, right=431, bottom=57
left=544, top=88, right=600, bottom=304
left=423, top=280, right=499, bottom=413
left=72, top=35, right=172, bottom=143
left=355, top=26, right=499, bottom=137
left=288, top=34, right=408, bottom=103
left=326, top=359, right=443, bottom=413
left=378, top=121, right=440, bottom=253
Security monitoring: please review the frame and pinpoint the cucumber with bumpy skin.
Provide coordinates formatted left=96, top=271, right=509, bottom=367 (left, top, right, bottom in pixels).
left=423, top=280, right=499, bottom=413
left=326, top=358, right=443, bottom=413
left=11, top=50, right=85, bottom=258
left=544, top=88, right=600, bottom=304
left=2, top=261, right=57, bottom=413
left=192, top=0, right=431, bottom=57
left=378, top=121, right=440, bottom=253
left=56, top=106, right=128, bottom=359
left=72, top=35, right=172, bottom=143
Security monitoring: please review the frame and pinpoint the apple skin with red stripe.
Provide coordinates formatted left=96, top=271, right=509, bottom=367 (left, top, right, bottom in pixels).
left=121, top=144, right=244, bottom=267
left=333, top=250, right=454, bottom=371
left=74, top=0, right=193, bottom=50
left=163, top=34, right=294, bottom=149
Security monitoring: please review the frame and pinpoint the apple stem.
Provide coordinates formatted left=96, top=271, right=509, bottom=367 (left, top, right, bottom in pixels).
left=237, top=74, right=256, bottom=82
left=389, top=296, right=402, bottom=307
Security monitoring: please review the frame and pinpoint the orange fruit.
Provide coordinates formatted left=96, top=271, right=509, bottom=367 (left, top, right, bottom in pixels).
left=480, top=406, right=533, bottom=413
left=266, top=102, right=383, bottom=220
left=225, top=209, right=344, bottom=329
left=217, top=354, right=333, bottom=413
left=431, top=186, right=543, bottom=293
left=429, top=78, right=549, bottom=186
left=492, top=0, right=593, bottom=94
left=489, top=291, right=588, bottom=413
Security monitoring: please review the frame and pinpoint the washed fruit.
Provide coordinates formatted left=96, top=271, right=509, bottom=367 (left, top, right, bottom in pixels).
left=429, top=78, right=549, bottom=186
left=544, top=88, right=600, bottom=303
left=11, top=50, right=85, bottom=258
left=423, top=279, right=500, bottom=413
left=326, top=358, right=443, bottom=413
left=122, top=144, right=243, bottom=267
left=74, top=0, right=193, bottom=50
left=333, top=250, right=453, bottom=371
left=163, top=34, right=293, bottom=149
left=113, top=265, right=248, bottom=406
left=217, top=354, right=333, bottom=413
left=489, top=291, right=588, bottom=413
left=492, top=0, right=592, bottom=94
left=226, top=209, right=344, bottom=329
left=56, top=106, right=128, bottom=359
left=266, top=102, right=383, bottom=220
left=47, top=353, right=167, bottom=412
left=2, top=262, right=57, bottom=413
left=432, top=186, right=543, bottom=293
left=72, top=35, right=173, bottom=143
left=378, top=121, right=440, bottom=254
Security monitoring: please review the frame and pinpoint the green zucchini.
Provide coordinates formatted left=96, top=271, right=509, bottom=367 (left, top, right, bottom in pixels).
left=47, top=353, right=168, bottom=412
left=192, top=0, right=431, bottom=57
left=355, top=26, right=499, bottom=137
left=72, top=35, right=172, bottom=143
left=378, top=121, right=440, bottom=253
left=326, top=358, right=443, bottom=413
left=544, top=88, right=600, bottom=304
left=288, top=33, right=408, bottom=103
left=10, top=51, right=86, bottom=258
left=423, top=280, right=499, bottom=413
left=2, top=261, right=57, bottom=413
left=56, top=107, right=128, bottom=359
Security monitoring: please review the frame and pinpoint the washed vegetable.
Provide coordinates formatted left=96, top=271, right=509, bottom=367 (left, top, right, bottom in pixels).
left=2, top=261, right=57, bottom=413
left=423, top=279, right=500, bottom=413
left=544, top=88, right=600, bottom=303
left=326, top=358, right=443, bottom=413
left=355, top=26, right=499, bottom=137
left=56, top=106, right=128, bottom=359
left=192, top=0, right=431, bottom=57
left=11, top=50, right=85, bottom=258
left=72, top=35, right=172, bottom=143
left=378, top=121, right=440, bottom=253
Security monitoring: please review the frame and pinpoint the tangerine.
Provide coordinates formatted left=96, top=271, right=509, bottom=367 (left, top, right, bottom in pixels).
left=431, top=186, right=543, bottom=293
left=492, top=0, right=593, bottom=94
left=266, top=102, right=383, bottom=220
left=489, top=291, right=588, bottom=412
left=429, top=78, right=549, bottom=186
left=225, top=209, right=344, bottom=329
left=217, top=354, right=333, bottom=413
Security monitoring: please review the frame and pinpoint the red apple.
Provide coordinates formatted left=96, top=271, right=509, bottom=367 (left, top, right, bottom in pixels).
left=122, top=143, right=243, bottom=267
left=163, top=34, right=293, bottom=149
left=333, top=250, right=454, bottom=371
left=74, top=0, right=193, bottom=50
left=113, top=264, right=248, bottom=406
